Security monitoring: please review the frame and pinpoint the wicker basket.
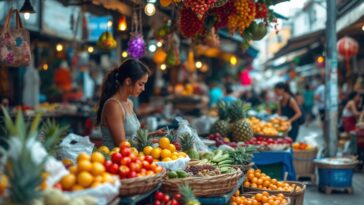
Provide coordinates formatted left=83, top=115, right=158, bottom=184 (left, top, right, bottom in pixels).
left=244, top=181, right=306, bottom=205
left=119, top=169, right=166, bottom=196
left=293, top=148, right=317, bottom=178
left=241, top=192, right=291, bottom=205
left=161, top=168, right=243, bottom=197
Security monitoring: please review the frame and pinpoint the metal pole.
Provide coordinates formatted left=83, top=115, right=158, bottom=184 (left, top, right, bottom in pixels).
left=325, top=0, right=338, bottom=157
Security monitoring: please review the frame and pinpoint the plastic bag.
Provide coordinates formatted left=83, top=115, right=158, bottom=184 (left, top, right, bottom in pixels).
left=65, top=179, right=121, bottom=205
left=155, top=156, right=190, bottom=171
left=176, top=117, right=209, bottom=152
left=59, top=133, right=94, bottom=163
left=192, top=116, right=214, bottom=135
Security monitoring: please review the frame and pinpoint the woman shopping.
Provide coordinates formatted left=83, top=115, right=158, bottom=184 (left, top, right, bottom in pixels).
left=97, top=59, right=163, bottom=149
left=274, top=82, right=303, bottom=141
left=342, top=92, right=363, bottom=132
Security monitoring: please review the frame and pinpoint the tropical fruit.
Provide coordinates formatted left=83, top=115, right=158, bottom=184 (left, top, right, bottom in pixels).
left=211, top=101, right=230, bottom=136
left=229, top=100, right=253, bottom=142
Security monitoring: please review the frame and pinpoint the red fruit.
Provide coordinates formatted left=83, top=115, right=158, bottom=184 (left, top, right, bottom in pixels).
left=255, top=3, right=268, bottom=19
left=129, top=153, right=137, bottom=162
left=104, top=160, right=113, bottom=172
left=171, top=199, right=180, bottom=205
left=120, top=141, right=131, bottom=149
left=145, top=155, right=154, bottom=164
left=121, top=157, right=131, bottom=166
left=174, top=193, right=182, bottom=201
left=163, top=195, right=171, bottom=203
left=130, top=162, right=141, bottom=173
left=111, top=153, right=122, bottom=164
left=128, top=171, right=137, bottom=178
left=174, top=143, right=182, bottom=151
left=119, top=165, right=130, bottom=178
left=121, top=147, right=131, bottom=157
left=142, top=160, right=151, bottom=170
left=153, top=200, right=162, bottom=205
left=155, top=192, right=164, bottom=201
left=139, top=155, right=145, bottom=161
left=179, top=7, right=204, bottom=38
left=109, top=163, right=120, bottom=174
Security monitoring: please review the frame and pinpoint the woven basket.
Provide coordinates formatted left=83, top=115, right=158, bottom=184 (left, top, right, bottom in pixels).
left=241, top=192, right=291, bottom=205
left=119, top=169, right=166, bottom=196
left=293, top=148, right=317, bottom=177
left=161, top=168, right=243, bottom=197
left=244, top=181, right=306, bottom=205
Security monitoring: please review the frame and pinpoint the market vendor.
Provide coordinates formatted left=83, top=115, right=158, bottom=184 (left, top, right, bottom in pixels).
left=274, top=82, right=302, bottom=141
left=342, top=91, right=363, bottom=132
left=96, top=59, right=164, bottom=148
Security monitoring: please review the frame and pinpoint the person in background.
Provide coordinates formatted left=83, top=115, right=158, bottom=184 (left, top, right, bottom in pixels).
left=314, top=79, right=325, bottom=124
left=208, top=82, right=224, bottom=107
left=303, top=84, right=314, bottom=123
left=342, top=91, right=363, bottom=133
left=274, top=82, right=303, bottom=141
left=96, top=59, right=164, bottom=149
left=222, top=82, right=238, bottom=103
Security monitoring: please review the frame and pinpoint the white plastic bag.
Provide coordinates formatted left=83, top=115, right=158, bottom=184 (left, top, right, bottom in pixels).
left=65, top=179, right=121, bottom=205
left=155, top=156, right=190, bottom=171
left=59, top=133, right=94, bottom=163
left=192, top=116, right=214, bottom=135
left=176, top=117, right=209, bottom=152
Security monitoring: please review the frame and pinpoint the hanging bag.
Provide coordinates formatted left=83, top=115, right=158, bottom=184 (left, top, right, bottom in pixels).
left=0, top=9, right=31, bottom=67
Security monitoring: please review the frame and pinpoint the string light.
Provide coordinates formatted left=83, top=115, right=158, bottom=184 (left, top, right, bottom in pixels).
left=157, top=41, right=163, bottom=47
left=148, top=44, right=157, bottom=53
left=144, top=3, right=156, bottom=16
left=42, top=64, right=48, bottom=71
left=56, top=44, right=63, bottom=52
left=122, top=51, right=128, bottom=58
left=195, top=61, right=202, bottom=69
left=107, top=19, right=113, bottom=28
left=118, top=16, right=127, bottom=31
left=87, top=46, right=94, bottom=53
left=230, top=56, right=237, bottom=66
left=160, top=64, right=166, bottom=70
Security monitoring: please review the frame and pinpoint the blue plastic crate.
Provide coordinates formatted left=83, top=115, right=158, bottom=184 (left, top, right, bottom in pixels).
left=318, top=168, right=353, bottom=188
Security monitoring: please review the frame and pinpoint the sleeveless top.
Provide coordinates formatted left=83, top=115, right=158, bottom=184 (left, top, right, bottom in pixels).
left=281, top=97, right=295, bottom=119
left=100, top=98, right=140, bottom=149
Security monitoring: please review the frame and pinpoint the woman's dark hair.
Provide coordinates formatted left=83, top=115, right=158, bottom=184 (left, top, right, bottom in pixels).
left=96, top=59, right=150, bottom=124
left=348, top=91, right=359, bottom=100
left=274, top=82, right=294, bottom=96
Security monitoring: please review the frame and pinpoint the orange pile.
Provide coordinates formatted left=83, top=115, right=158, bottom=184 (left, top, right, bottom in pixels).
left=58, top=152, right=115, bottom=191
left=143, top=137, right=187, bottom=162
left=244, top=169, right=301, bottom=192
left=231, top=190, right=288, bottom=205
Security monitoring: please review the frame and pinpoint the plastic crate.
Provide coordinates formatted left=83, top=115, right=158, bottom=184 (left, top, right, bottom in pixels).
left=318, top=168, right=353, bottom=188
left=256, top=163, right=283, bottom=180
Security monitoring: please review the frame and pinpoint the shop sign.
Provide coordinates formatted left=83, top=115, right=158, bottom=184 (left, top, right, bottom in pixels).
left=87, top=14, right=112, bottom=42
left=42, top=0, right=81, bottom=40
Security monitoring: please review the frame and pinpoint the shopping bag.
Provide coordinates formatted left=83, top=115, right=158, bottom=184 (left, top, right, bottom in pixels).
left=0, top=9, right=31, bottom=67
left=59, top=133, right=94, bottom=163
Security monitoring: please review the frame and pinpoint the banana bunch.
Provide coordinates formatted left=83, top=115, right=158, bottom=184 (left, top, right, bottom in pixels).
left=199, top=150, right=235, bottom=173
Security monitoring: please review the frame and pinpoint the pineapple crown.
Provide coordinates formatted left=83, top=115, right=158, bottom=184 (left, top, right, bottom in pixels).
left=216, top=101, right=229, bottom=120
left=178, top=184, right=197, bottom=202
left=165, top=128, right=177, bottom=143
left=135, top=128, right=152, bottom=150
left=229, top=100, right=251, bottom=121
left=180, top=132, right=194, bottom=151
left=39, top=119, right=69, bottom=155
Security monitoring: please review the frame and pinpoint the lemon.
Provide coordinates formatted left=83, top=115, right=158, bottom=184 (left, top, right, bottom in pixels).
left=159, top=137, right=170, bottom=149
left=143, top=146, right=153, bottom=155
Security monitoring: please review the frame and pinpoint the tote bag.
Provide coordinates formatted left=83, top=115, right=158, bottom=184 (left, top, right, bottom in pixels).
left=0, top=9, right=31, bottom=67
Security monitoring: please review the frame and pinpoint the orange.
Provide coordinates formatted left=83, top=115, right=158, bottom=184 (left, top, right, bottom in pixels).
left=111, top=147, right=120, bottom=153
left=77, top=172, right=94, bottom=188
left=159, top=137, right=170, bottom=149
left=98, top=146, right=110, bottom=154
left=60, top=174, right=76, bottom=190
left=178, top=152, right=187, bottom=157
left=102, top=173, right=114, bottom=184
left=91, top=181, right=102, bottom=188
left=91, top=152, right=105, bottom=164
left=131, top=147, right=139, bottom=155
left=94, top=175, right=103, bottom=183
left=91, top=162, right=105, bottom=176
left=151, top=148, right=162, bottom=159
left=71, top=184, right=84, bottom=191
left=143, top=146, right=153, bottom=155
left=69, top=165, right=78, bottom=174
left=62, top=159, right=73, bottom=167
left=78, top=160, right=92, bottom=172
left=171, top=155, right=178, bottom=160
left=167, top=144, right=176, bottom=152
left=77, top=153, right=90, bottom=162
left=161, top=149, right=172, bottom=159
left=162, top=157, right=172, bottom=162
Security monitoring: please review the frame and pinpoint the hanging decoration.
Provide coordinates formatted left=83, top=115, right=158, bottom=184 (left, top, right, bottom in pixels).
left=183, top=0, right=217, bottom=19
left=337, top=36, right=359, bottom=59
left=154, top=48, right=167, bottom=64
left=179, top=6, right=204, bottom=38
left=118, top=16, right=127, bottom=31
left=96, top=31, right=117, bottom=50
left=127, top=8, right=146, bottom=59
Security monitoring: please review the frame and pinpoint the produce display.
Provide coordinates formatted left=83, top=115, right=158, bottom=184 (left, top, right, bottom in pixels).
left=207, top=133, right=238, bottom=148
left=244, top=136, right=293, bottom=151
left=246, top=117, right=290, bottom=137
left=292, top=142, right=315, bottom=151
left=244, top=169, right=302, bottom=192
left=148, top=184, right=200, bottom=205
left=231, top=190, right=289, bottom=205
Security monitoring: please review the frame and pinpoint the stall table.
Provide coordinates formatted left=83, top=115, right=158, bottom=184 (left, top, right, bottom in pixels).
left=252, top=150, right=296, bottom=180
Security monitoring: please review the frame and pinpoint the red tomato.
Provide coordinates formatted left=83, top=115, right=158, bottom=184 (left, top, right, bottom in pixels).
left=142, top=161, right=151, bottom=170
left=129, top=162, right=141, bottom=173
left=119, top=165, right=130, bottom=178
left=109, top=163, right=120, bottom=174
left=144, top=155, right=153, bottom=164
left=163, top=195, right=170, bottom=203
left=129, top=153, right=137, bottom=162
left=153, top=166, right=163, bottom=173
left=128, top=171, right=137, bottom=178
left=140, top=168, right=147, bottom=174
left=121, top=147, right=131, bottom=157
left=155, top=192, right=164, bottom=201
left=170, top=199, right=179, bottom=205
left=153, top=200, right=162, bottom=205
left=111, top=153, right=122, bottom=164
left=174, top=194, right=182, bottom=201
left=120, top=157, right=131, bottom=166
left=104, top=160, right=113, bottom=172
left=119, top=141, right=131, bottom=149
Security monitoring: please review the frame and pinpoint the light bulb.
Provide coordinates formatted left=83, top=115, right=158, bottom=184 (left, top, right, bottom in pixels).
left=88, top=46, right=94, bottom=53
left=145, top=3, right=156, bottom=16
left=122, top=51, right=128, bottom=58
left=160, top=64, right=166, bottom=70
left=148, top=44, right=157, bottom=53
left=230, top=56, right=237, bottom=66
left=56, top=44, right=63, bottom=52
left=43, top=64, right=48, bottom=71
left=195, top=61, right=202, bottom=69
left=362, top=25, right=364, bottom=31
left=157, top=41, right=163, bottom=47
left=24, top=12, right=30, bottom=20
left=107, top=20, right=113, bottom=27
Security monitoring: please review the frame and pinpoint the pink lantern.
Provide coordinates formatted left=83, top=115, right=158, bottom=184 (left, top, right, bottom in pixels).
left=337, top=36, right=359, bottom=59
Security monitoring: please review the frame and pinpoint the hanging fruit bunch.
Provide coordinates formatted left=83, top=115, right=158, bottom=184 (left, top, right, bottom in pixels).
left=183, top=0, right=217, bottom=19
left=179, top=7, right=205, bottom=38
left=211, top=0, right=236, bottom=29
left=97, top=31, right=117, bottom=50
left=128, top=9, right=146, bottom=59
left=255, top=2, right=268, bottom=19
left=227, top=0, right=256, bottom=34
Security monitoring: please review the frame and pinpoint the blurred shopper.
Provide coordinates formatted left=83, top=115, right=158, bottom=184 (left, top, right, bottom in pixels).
left=274, top=82, right=303, bottom=141
left=303, top=84, right=314, bottom=123
left=342, top=91, right=363, bottom=132
left=96, top=59, right=164, bottom=149
left=22, top=59, right=40, bottom=107
left=314, top=79, right=325, bottom=123
left=54, top=60, right=72, bottom=92
left=209, top=82, right=223, bottom=107
left=222, top=82, right=238, bottom=103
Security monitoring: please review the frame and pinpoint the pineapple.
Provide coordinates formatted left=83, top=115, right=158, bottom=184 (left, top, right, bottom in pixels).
left=229, top=100, right=253, bottom=142
left=180, top=133, right=199, bottom=160
left=178, top=184, right=201, bottom=205
left=39, top=119, right=69, bottom=155
left=134, top=129, right=152, bottom=151
left=1, top=108, right=46, bottom=204
left=210, top=101, right=230, bottom=136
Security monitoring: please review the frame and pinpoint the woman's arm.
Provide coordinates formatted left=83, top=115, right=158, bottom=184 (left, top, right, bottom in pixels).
left=348, top=101, right=361, bottom=116
left=277, top=101, right=282, bottom=115
left=289, top=98, right=302, bottom=123
left=104, top=101, right=126, bottom=146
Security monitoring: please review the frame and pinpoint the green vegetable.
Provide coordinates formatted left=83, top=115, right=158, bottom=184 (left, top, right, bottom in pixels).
left=218, top=159, right=234, bottom=165
left=176, top=170, right=189, bottom=178
left=212, top=153, right=230, bottom=163
left=168, top=171, right=178, bottom=179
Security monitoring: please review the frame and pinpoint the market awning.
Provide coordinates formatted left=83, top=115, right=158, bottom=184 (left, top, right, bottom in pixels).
left=269, top=29, right=325, bottom=61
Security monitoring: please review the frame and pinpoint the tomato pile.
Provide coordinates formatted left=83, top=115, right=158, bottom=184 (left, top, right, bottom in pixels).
left=105, top=142, right=163, bottom=179
left=244, top=137, right=293, bottom=146
left=148, top=191, right=182, bottom=205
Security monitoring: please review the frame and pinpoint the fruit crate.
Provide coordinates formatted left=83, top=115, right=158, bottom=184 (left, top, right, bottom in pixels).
left=318, top=168, right=353, bottom=188
left=256, top=163, right=283, bottom=180
left=293, top=148, right=317, bottom=181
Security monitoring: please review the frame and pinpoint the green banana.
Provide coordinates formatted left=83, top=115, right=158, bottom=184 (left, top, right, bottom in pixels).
left=212, top=154, right=230, bottom=163
left=218, top=159, right=234, bottom=165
